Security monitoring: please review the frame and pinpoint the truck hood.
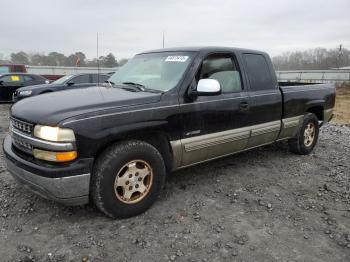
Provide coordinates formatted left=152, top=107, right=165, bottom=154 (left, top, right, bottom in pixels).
left=11, top=86, right=162, bottom=126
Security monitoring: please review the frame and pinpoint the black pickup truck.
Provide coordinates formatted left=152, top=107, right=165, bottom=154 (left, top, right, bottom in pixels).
left=3, top=47, right=335, bottom=218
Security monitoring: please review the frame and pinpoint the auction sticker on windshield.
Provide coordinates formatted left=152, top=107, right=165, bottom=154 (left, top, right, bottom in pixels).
left=11, top=76, right=20, bottom=81
left=165, top=56, right=189, bottom=62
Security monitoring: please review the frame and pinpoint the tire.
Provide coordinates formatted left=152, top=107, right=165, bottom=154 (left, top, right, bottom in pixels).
left=288, top=113, right=319, bottom=155
left=91, top=140, right=166, bottom=218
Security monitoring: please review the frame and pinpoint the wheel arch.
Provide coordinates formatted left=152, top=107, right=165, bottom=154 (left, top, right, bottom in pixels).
left=306, top=105, right=324, bottom=121
left=93, top=130, right=174, bottom=173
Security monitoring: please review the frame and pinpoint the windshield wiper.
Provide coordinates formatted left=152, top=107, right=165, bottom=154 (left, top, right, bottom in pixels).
left=122, top=82, right=146, bottom=91
left=123, top=82, right=164, bottom=93
left=110, top=81, right=163, bottom=93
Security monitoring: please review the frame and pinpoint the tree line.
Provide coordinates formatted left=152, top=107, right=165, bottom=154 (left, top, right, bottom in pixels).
left=0, top=51, right=128, bottom=68
left=272, top=47, right=350, bottom=70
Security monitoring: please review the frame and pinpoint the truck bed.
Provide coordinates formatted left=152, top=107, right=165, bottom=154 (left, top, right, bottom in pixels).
left=279, top=82, right=335, bottom=121
left=279, top=81, right=325, bottom=87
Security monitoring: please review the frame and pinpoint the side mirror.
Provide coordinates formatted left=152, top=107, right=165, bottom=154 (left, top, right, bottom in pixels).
left=67, top=81, right=75, bottom=86
left=0, top=80, right=3, bottom=85
left=196, top=79, right=221, bottom=96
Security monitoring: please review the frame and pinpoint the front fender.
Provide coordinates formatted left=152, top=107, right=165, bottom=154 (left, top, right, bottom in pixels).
left=65, top=118, right=173, bottom=158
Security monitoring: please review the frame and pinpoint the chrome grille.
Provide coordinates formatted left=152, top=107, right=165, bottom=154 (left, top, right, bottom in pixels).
left=11, top=118, right=33, bottom=134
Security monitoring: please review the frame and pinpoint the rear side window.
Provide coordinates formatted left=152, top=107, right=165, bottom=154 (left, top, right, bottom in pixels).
left=100, top=75, right=109, bottom=83
left=23, top=75, right=34, bottom=81
left=243, top=54, right=274, bottom=91
left=71, top=74, right=90, bottom=84
left=92, top=74, right=109, bottom=83
left=198, top=53, right=242, bottom=93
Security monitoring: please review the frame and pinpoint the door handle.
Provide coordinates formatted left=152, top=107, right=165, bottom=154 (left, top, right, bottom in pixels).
left=239, top=101, right=249, bottom=110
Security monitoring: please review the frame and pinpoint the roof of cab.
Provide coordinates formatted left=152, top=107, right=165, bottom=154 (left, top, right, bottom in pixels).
left=138, top=46, right=267, bottom=55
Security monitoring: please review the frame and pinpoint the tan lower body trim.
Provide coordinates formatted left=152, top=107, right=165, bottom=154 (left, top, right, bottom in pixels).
left=174, top=140, right=276, bottom=171
left=247, top=121, right=281, bottom=148
left=277, top=116, right=304, bottom=140
left=170, top=140, right=183, bottom=171
left=171, top=116, right=304, bottom=170
left=184, top=128, right=250, bottom=152
left=323, top=108, right=333, bottom=123
left=179, top=127, right=250, bottom=167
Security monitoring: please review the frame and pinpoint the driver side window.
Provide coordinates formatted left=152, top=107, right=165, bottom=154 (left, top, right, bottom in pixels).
left=198, top=53, right=242, bottom=93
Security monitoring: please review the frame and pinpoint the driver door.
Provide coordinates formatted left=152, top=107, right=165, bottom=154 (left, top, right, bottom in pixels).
left=178, top=53, right=251, bottom=167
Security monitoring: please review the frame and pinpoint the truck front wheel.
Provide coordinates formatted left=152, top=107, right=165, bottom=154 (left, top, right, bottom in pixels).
left=288, top=113, right=319, bottom=155
left=91, top=140, right=166, bottom=218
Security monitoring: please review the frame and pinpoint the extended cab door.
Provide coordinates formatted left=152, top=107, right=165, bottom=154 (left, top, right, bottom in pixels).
left=178, top=52, right=251, bottom=167
left=242, top=53, right=282, bottom=148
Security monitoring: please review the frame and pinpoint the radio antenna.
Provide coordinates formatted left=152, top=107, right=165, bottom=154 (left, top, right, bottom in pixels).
left=162, top=30, right=165, bottom=48
left=97, top=32, right=100, bottom=84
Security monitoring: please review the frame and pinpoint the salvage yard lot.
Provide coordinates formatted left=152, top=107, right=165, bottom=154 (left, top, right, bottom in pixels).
left=0, top=103, right=349, bottom=262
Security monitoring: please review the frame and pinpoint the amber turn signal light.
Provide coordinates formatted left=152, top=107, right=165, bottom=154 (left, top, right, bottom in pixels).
left=33, top=149, right=77, bottom=162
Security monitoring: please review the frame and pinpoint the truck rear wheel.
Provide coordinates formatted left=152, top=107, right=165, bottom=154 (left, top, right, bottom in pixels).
left=91, top=140, right=166, bottom=218
left=288, top=113, right=319, bottom=155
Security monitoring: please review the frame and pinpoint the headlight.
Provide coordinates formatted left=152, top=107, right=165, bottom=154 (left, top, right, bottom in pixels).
left=19, top=90, right=32, bottom=96
left=34, top=125, right=75, bottom=142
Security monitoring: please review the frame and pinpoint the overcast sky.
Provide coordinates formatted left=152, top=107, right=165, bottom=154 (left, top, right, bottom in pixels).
left=0, top=0, right=349, bottom=59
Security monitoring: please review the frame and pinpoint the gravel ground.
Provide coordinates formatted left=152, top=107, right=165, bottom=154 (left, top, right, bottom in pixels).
left=0, top=104, right=349, bottom=262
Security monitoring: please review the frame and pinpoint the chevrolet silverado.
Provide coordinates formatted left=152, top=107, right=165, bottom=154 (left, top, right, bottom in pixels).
left=3, top=47, right=335, bottom=218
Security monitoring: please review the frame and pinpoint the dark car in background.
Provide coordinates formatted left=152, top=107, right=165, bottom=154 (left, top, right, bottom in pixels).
left=13, top=73, right=110, bottom=102
left=0, top=73, right=49, bottom=102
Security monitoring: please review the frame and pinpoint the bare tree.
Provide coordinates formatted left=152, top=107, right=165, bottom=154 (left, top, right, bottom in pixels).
left=10, top=51, right=29, bottom=64
left=7, top=51, right=122, bottom=67
left=272, top=47, right=350, bottom=70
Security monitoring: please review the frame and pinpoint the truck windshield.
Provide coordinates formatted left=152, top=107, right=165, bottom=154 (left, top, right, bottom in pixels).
left=108, top=52, right=194, bottom=92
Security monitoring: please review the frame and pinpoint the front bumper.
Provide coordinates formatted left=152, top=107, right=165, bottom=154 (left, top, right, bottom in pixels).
left=3, top=135, right=92, bottom=205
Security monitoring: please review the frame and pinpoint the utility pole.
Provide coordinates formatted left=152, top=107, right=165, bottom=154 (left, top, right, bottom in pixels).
left=97, top=32, right=100, bottom=84
left=338, top=44, right=343, bottom=69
